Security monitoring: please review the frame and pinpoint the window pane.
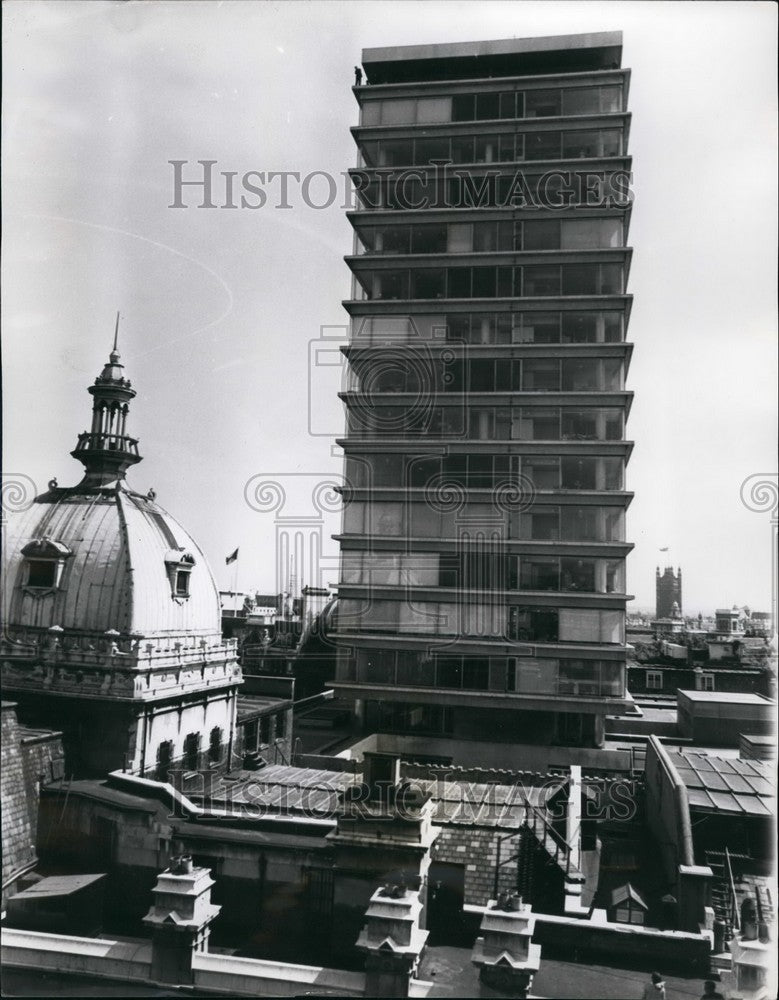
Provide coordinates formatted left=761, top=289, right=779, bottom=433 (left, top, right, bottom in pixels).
left=365, top=554, right=401, bottom=586
left=473, top=222, right=499, bottom=252
left=406, top=457, right=438, bottom=490
left=561, top=457, right=596, bottom=489
left=605, top=411, right=623, bottom=439
left=448, top=224, right=472, bottom=253
left=476, top=93, right=500, bottom=120
left=516, top=658, right=558, bottom=694
left=452, top=135, right=475, bottom=162
left=562, top=359, right=599, bottom=390
left=372, top=454, right=403, bottom=486
left=603, top=359, right=623, bottom=390
left=377, top=226, right=411, bottom=254
left=530, top=510, right=559, bottom=540
left=520, top=558, right=560, bottom=591
left=562, top=88, right=600, bottom=116
left=562, top=265, right=598, bottom=295
left=525, top=131, right=561, bottom=160
left=499, top=92, right=516, bottom=119
left=600, top=264, right=622, bottom=294
left=448, top=268, right=471, bottom=297
left=469, top=314, right=494, bottom=344
left=526, top=407, right=559, bottom=440
left=562, top=218, right=622, bottom=249
left=560, top=507, right=599, bottom=541
left=601, top=611, right=623, bottom=643
left=475, top=136, right=500, bottom=163
left=602, top=458, right=623, bottom=490
left=603, top=311, right=623, bottom=342
left=600, top=660, right=624, bottom=695
left=497, top=268, right=513, bottom=297
left=417, top=97, right=451, bottom=123
left=410, top=503, right=439, bottom=535
left=524, top=458, right=559, bottom=489
left=469, top=361, right=494, bottom=392
left=395, top=653, right=425, bottom=687
left=416, top=137, right=450, bottom=164
left=497, top=222, right=513, bottom=251
left=375, top=270, right=409, bottom=299
left=601, top=130, right=621, bottom=156
left=600, top=86, right=622, bottom=113
left=340, top=552, right=362, bottom=584
left=452, top=94, right=476, bottom=121
left=360, top=141, right=379, bottom=167
left=472, top=267, right=496, bottom=297
left=524, top=266, right=560, bottom=296
left=412, top=269, right=446, bottom=298
left=381, top=99, right=415, bottom=124
left=523, top=360, right=559, bottom=391
left=562, top=312, right=598, bottom=343
left=27, top=560, right=56, bottom=587
left=517, top=313, right=559, bottom=344
left=526, top=90, right=561, bottom=117
left=561, top=409, right=598, bottom=440
left=381, top=140, right=413, bottom=166
left=343, top=501, right=364, bottom=533
left=561, top=558, right=595, bottom=592
left=370, top=502, right=403, bottom=535
left=524, top=220, right=560, bottom=250
left=559, top=609, right=600, bottom=642
left=563, top=130, right=598, bottom=159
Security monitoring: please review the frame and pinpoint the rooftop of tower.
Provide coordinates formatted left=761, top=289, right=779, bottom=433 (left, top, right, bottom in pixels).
left=361, top=31, right=623, bottom=85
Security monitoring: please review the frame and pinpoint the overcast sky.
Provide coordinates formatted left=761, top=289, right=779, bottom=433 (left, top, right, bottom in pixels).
left=2, top=1, right=777, bottom=614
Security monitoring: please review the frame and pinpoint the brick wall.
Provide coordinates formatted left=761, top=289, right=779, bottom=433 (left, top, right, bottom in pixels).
left=1, top=704, right=35, bottom=896
left=432, top=826, right=517, bottom=906
left=20, top=730, right=66, bottom=846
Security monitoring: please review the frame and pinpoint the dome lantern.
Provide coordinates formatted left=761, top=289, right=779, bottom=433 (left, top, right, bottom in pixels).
left=70, top=312, right=142, bottom=488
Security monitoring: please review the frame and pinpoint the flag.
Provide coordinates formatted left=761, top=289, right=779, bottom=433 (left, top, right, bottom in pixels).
left=226, top=548, right=239, bottom=565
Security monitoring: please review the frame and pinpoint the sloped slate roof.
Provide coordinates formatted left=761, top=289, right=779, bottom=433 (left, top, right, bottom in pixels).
left=674, top=752, right=774, bottom=816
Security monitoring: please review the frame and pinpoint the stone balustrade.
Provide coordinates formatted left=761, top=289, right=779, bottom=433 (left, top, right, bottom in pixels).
left=1, top=629, right=241, bottom=702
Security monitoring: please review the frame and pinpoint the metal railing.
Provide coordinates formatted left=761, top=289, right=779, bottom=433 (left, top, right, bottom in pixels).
left=493, top=789, right=580, bottom=899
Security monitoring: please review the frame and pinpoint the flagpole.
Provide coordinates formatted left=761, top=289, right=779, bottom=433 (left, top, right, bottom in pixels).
left=232, top=554, right=239, bottom=610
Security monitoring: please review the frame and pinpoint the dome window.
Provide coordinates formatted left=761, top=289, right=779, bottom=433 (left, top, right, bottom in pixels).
left=164, top=550, right=195, bottom=601
left=21, top=538, right=72, bottom=592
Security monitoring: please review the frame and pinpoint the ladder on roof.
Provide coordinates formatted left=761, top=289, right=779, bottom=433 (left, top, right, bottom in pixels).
left=706, top=847, right=748, bottom=942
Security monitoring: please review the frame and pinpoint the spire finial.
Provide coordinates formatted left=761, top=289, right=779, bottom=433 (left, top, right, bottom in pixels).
left=111, top=311, right=121, bottom=360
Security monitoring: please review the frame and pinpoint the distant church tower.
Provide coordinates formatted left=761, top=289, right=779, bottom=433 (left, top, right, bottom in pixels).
left=1, top=323, right=242, bottom=778
left=656, top=566, right=682, bottom=619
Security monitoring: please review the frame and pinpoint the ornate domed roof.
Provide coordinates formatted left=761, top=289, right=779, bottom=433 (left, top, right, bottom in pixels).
left=2, top=488, right=221, bottom=639
left=2, top=329, right=222, bottom=642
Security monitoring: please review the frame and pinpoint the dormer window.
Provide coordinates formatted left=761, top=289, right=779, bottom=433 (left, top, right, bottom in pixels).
left=21, top=538, right=72, bottom=592
left=164, top=549, right=195, bottom=601
left=27, top=560, right=58, bottom=587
